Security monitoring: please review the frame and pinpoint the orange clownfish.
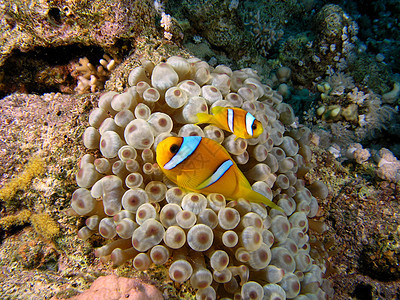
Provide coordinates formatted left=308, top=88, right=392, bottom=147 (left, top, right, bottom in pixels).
left=196, top=106, right=263, bottom=139
left=156, top=136, right=283, bottom=211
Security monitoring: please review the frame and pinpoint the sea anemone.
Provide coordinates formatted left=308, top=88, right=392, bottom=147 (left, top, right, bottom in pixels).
left=72, top=56, right=331, bottom=299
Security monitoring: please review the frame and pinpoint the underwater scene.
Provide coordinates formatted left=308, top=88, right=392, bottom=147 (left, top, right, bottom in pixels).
left=0, top=0, right=399, bottom=299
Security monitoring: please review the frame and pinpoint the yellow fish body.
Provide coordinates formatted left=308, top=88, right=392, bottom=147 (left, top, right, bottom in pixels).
left=196, top=106, right=263, bottom=139
left=156, top=136, right=282, bottom=211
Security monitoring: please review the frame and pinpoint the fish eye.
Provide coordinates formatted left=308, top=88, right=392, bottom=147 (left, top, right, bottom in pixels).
left=252, top=123, right=257, bottom=130
left=170, top=144, right=180, bottom=154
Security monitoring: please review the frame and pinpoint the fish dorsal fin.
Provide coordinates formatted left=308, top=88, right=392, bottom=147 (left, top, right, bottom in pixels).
left=210, top=106, right=227, bottom=115
left=196, top=112, right=213, bottom=124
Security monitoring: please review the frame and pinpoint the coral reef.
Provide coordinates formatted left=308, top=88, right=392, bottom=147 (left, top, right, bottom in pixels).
left=374, top=148, right=400, bottom=183
left=313, top=73, right=397, bottom=135
left=0, top=45, right=97, bottom=96
left=302, top=68, right=400, bottom=182
left=0, top=0, right=399, bottom=298
left=169, top=0, right=249, bottom=58
left=0, top=91, right=102, bottom=299
left=243, top=10, right=284, bottom=57
left=305, top=146, right=400, bottom=299
left=345, top=0, right=400, bottom=76
left=279, top=4, right=360, bottom=87
left=0, top=0, right=157, bottom=67
left=0, top=92, right=89, bottom=201
left=0, top=0, right=164, bottom=97
left=72, top=56, right=332, bottom=299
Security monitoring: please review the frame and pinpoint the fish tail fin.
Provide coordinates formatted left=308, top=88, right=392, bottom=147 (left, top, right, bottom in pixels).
left=196, top=112, right=214, bottom=124
left=240, top=188, right=284, bottom=213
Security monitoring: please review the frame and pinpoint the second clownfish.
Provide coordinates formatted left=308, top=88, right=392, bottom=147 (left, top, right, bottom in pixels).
left=196, top=106, right=263, bottom=139
left=156, top=136, right=283, bottom=212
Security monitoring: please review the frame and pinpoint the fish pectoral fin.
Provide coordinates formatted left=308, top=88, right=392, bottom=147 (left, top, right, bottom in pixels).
left=176, top=170, right=198, bottom=187
left=195, top=176, right=213, bottom=190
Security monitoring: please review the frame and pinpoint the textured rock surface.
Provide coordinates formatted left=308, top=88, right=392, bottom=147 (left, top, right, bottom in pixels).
left=307, top=148, right=400, bottom=299
left=0, top=0, right=157, bottom=67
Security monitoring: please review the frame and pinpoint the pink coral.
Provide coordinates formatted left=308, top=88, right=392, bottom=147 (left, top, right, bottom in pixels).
left=375, top=148, right=400, bottom=182
left=68, top=275, right=162, bottom=300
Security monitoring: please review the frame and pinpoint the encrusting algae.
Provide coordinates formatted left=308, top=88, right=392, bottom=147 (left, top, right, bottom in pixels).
left=0, top=156, right=45, bottom=202
left=0, top=210, right=59, bottom=240
left=0, top=156, right=60, bottom=241
left=72, top=56, right=333, bottom=299
left=30, top=213, right=60, bottom=240
left=0, top=209, right=32, bottom=230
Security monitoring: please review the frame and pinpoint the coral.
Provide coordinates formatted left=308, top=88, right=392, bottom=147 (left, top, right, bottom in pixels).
left=326, top=72, right=355, bottom=95
left=72, top=56, right=331, bottom=299
left=243, top=10, right=284, bottom=57
left=73, top=55, right=117, bottom=94
left=311, top=88, right=399, bottom=182
left=345, top=143, right=370, bottom=164
left=240, top=0, right=302, bottom=30
left=350, top=52, right=393, bottom=95
left=0, top=156, right=45, bottom=202
left=327, top=174, right=400, bottom=296
left=374, top=148, right=400, bottom=183
left=382, top=82, right=400, bottom=104
left=355, top=96, right=398, bottom=141
left=62, top=274, right=163, bottom=300
left=0, top=209, right=32, bottom=231
left=30, top=213, right=60, bottom=240
left=279, top=4, right=360, bottom=87
left=2, top=2, right=400, bottom=298
left=160, top=12, right=174, bottom=40
left=351, top=1, right=400, bottom=77
left=175, top=0, right=250, bottom=58
left=359, top=224, right=400, bottom=281
left=310, top=72, right=399, bottom=163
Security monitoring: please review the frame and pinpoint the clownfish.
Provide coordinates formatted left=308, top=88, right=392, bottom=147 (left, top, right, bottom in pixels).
left=196, top=106, right=263, bottom=139
left=156, top=136, right=283, bottom=211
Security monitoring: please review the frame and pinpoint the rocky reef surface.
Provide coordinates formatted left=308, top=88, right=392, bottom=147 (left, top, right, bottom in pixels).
left=0, top=0, right=399, bottom=299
